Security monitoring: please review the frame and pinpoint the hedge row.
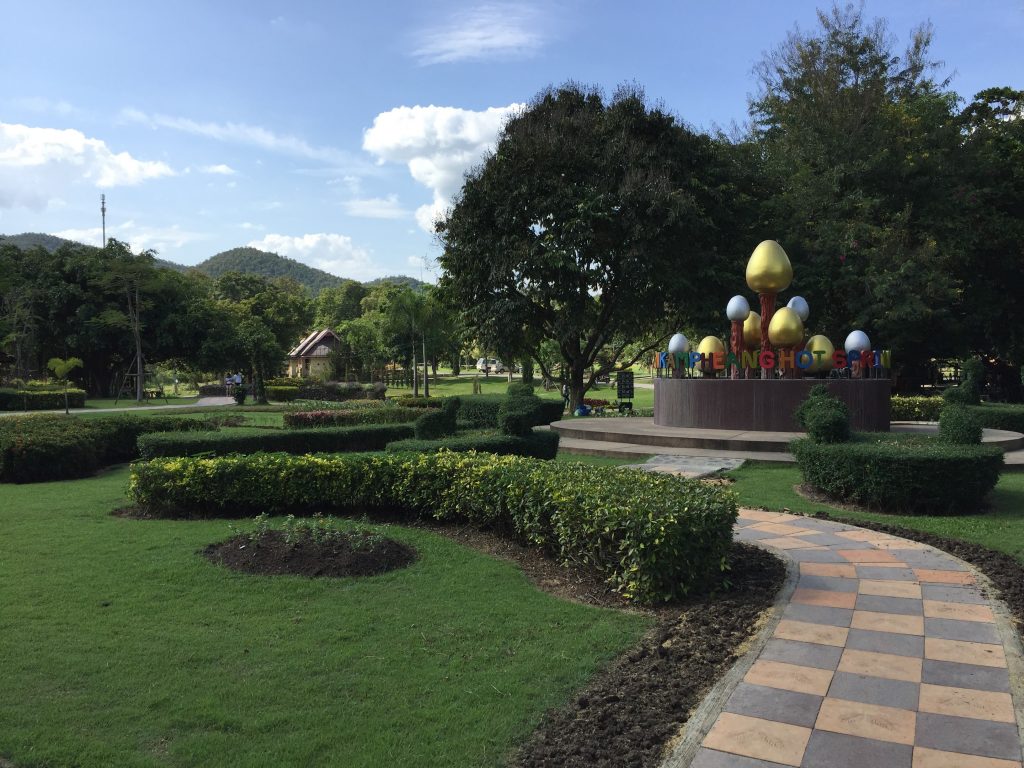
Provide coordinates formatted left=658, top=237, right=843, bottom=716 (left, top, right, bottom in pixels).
left=137, top=424, right=414, bottom=459
left=791, top=436, right=1003, bottom=515
left=283, top=407, right=424, bottom=428
left=969, top=404, right=1024, bottom=435
left=0, top=414, right=209, bottom=483
left=386, top=430, right=560, bottom=459
left=0, top=388, right=87, bottom=411
left=890, top=395, right=945, bottom=422
left=265, top=385, right=301, bottom=402
left=128, top=451, right=738, bottom=602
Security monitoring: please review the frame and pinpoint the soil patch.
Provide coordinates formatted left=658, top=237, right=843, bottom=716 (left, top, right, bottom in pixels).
left=203, top=530, right=417, bottom=578
left=512, top=543, right=786, bottom=768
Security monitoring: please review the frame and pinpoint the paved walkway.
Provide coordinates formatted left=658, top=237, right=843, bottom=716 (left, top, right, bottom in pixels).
left=623, top=455, right=746, bottom=477
left=0, top=396, right=234, bottom=418
left=664, top=508, right=1024, bottom=768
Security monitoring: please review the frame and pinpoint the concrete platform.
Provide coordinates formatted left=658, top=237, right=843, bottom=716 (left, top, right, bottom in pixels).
left=552, top=417, right=1024, bottom=464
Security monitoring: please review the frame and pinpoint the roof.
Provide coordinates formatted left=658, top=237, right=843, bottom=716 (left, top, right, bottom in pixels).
left=288, top=329, right=340, bottom=359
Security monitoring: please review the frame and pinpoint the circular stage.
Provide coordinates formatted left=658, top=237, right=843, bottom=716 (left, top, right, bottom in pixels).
left=653, top=378, right=892, bottom=432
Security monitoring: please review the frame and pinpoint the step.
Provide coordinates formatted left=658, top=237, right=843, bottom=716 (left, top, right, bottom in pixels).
left=556, top=436, right=795, bottom=463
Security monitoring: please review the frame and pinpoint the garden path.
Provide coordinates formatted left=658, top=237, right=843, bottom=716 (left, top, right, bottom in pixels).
left=660, top=507, right=1024, bottom=768
left=0, top=396, right=234, bottom=417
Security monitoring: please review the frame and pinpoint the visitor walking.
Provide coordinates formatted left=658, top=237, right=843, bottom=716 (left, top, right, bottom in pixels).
left=561, top=383, right=570, bottom=412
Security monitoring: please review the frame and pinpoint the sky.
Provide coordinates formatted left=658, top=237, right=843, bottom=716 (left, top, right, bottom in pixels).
left=1, top=0, right=1021, bottom=282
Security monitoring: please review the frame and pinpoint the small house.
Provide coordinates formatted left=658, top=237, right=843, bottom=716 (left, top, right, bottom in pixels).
left=287, top=329, right=341, bottom=379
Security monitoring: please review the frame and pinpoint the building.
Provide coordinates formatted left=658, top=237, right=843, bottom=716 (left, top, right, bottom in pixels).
left=287, top=329, right=341, bottom=379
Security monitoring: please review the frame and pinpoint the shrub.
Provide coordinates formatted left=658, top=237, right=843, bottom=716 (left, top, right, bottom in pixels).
left=387, top=430, right=560, bottom=459
left=506, top=382, right=535, bottom=398
left=939, top=405, right=982, bottom=445
left=967, top=403, right=1024, bottom=434
left=394, top=396, right=444, bottom=409
left=198, top=383, right=230, bottom=396
left=0, top=388, right=87, bottom=411
left=413, top=397, right=460, bottom=439
left=284, top=407, right=424, bottom=428
left=297, top=381, right=368, bottom=402
left=497, top=396, right=542, bottom=437
left=0, top=414, right=209, bottom=483
left=232, top=385, right=247, bottom=405
left=137, top=424, right=414, bottom=459
left=265, top=385, right=301, bottom=402
left=129, top=451, right=738, bottom=602
left=961, top=357, right=985, bottom=399
left=456, top=395, right=505, bottom=427
left=365, top=382, right=388, bottom=400
left=890, top=395, right=945, bottom=421
left=791, top=436, right=1003, bottom=515
left=943, top=384, right=978, bottom=406
left=795, top=386, right=850, bottom=443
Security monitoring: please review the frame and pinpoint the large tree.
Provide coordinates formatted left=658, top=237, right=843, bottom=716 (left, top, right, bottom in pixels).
left=437, top=83, right=735, bottom=409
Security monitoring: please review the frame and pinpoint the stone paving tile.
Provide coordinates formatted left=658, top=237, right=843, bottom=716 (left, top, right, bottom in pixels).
left=759, top=639, right=844, bottom=670
left=857, top=565, right=920, bottom=581
left=814, top=697, right=917, bottom=744
left=859, top=579, right=923, bottom=599
left=782, top=603, right=854, bottom=628
left=725, top=682, right=824, bottom=728
left=914, top=568, right=976, bottom=585
left=736, top=528, right=785, bottom=542
left=800, top=730, right=913, bottom=767
left=774, top=619, right=850, bottom=647
left=920, top=584, right=988, bottom=605
left=797, top=533, right=871, bottom=548
left=918, top=683, right=1016, bottom=723
left=745, top=659, right=834, bottom=696
left=855, top=594, right=924, bottom=616
left=915, top=713, right=1023, bottom=761
left=702, top=712, right=812, bottom=766
left=912, top=746, right=1023, bottom=767
left=921, top=659, right=1012, bottom=693
left=923, top=599, right=995, bottom=623
left=785, top=549, right=849, bottom=564
left=837, top=549, right=904, bottom=564
left=827, top=671, right=921, bottom=711
left=851, top=610, right=925, bottom=635
left=690, top=747, right=792, bottom=768
left=800, top=562, right=857, bottom=579
left=924, top=637, right=1007, bottom=668
left=924, top=617, right=1002, bottom=644
left=797, top=574, right=860, bottom=593
left=845, top=628, right=925, bottom=658
left=792, top=588, right=858, bottom=609
left=836, top=648, right=923, bottom=683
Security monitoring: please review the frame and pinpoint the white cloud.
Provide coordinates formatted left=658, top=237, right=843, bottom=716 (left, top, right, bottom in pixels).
left=362, top=103, right=521, bottom=232
left=200, top=163, right=236, bottom=175
left=247, top=232, right=385, bottom=281
left=0, top=122, right=174, bottom=210
left=121, top=108, right=361, bottom=167
left=53, top=220, right=207, bottom=253
left=342, top=194, right=409, bottom=219
left=412, top=3, right=548, bottom=65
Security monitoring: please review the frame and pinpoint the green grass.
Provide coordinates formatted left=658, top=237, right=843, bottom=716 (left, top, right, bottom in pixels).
left=728, top=462, right=1024, bottom=562
left=82, top=397, right=202, bottom=409
left=386, top=374, right=654, bottom=409
left=0, top=469, right=649, bottom=768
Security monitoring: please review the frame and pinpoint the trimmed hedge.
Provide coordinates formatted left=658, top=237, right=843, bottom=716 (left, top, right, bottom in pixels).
left=128, top=451, right=738, bottom=602
left=394, top=396, right=444, bottom=409
left=456, top=395, right=505, bottom=427
left=137, top=424, right=414, bottom=459
left=265, top=385, right=301, bottom=402
left=939, top=405, right=982, bottom=445
left=506, top=382, right=535, bottom=397
left=943, top=385, right=979, bottom=406
left=795, top=386, right=850, bottom=443
left=0, top=414, right=209, bottom=483
left=968, top=404, right=1024, bottom=434
left=284, top=407, right=423, bottom=428
left=386, top=430, right=560, bottom=459
left=890, top=395, right=945, bottom=421
left=0, top=388, right=87, bottom=411
left=414, top=397, right=460, bottom=439
left=791, top=436, right=1003, bottom=515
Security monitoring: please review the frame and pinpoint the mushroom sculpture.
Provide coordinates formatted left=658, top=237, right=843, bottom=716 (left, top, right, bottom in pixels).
left=746, top=240, right=793, bottom=377
left=768, top=307, right=804, bottom=378
left=697, top=335, right=725, bottom=377
left=667, top=333, right=689, bottom=378
left=726, top=295, right=750, bottom=379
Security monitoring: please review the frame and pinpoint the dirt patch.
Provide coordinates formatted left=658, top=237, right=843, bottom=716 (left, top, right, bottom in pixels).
left=203, top=530, right=417, bottom=578
left=512, top=544, right=786, bottom=768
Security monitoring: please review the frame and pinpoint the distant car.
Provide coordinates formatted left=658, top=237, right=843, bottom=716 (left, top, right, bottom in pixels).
left=476, top=357, right=506, bottom=373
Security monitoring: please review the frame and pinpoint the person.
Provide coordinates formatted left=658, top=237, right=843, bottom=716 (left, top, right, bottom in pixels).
left=561, top=383, right=570, bottom=412
left=233, top=372, right=242, bottom=386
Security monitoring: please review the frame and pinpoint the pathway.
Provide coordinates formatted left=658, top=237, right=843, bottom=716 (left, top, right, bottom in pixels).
left=661, top=508, right=1024, bottom=768
left=0, top=396, right=235, bottom=418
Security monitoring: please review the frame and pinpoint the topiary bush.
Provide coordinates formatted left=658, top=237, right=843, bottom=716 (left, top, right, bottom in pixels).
left=791, top=436, right=1003, bottom=515
left=386, top=430, right=560, bottom=459
left=265, top=385, right=301, bottom=402
left=137, top=424, right=414, bottom=459
left=961, top=357, right=985, bottom=399
left=506, top=382, right=535, bottom=398
left=413, top=397, right=460, bottom=439
left=890, top=395, right=945, bottom=421
left=128, top=450, right=738, bottom=602
left=497, top=396, right=543, bottom=437
left=0, top=388, right=87, bottom=411
left=939, top=405, right=982, bottom=445
left=455, top=395, right=506, bottom=427
left=967, top=403, right=1024, bottom=434
left=795, top=386, right=850, bottom=443
left=943, top=384, right=978, bottom=406
left=284, top=407, right=423, bottom=428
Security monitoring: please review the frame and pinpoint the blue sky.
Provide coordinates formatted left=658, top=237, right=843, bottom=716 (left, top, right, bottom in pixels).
left=1, top=0, right=1020, bottom=282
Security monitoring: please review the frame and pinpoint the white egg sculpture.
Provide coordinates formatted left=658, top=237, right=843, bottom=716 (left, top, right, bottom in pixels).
left=726, top=295, right=751, bottom=322
left=844, top=330, right=871, bottom=353
left=787, top=296, right=810, bottom=321
left=668, top=333, right=690, bottom=355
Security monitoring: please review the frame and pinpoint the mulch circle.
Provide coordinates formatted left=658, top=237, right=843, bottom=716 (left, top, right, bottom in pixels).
left=512, top=543, right=786, bottom=768
left=203, top=530, right=417, bottom=578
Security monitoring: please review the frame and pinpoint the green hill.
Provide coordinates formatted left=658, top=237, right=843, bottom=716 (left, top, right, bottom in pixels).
left=193, top=247, right=344, bottom=294
left=365, top=275, right=428, bottom=290
left=0, top=232, right=78, bottom=252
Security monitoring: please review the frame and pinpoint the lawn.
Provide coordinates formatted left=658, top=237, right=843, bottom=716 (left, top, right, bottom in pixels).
left=0, top=469, right=650, bottom=768
left=82, top=396, right=203, bottom=409
left=728, top=462, right=1024, bottom=561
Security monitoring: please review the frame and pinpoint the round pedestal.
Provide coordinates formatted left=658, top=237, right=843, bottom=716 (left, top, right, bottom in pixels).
left=653, top=378, right=891, bottom=432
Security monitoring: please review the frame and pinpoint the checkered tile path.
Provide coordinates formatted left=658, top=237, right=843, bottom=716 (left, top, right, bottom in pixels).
left=689, top=509, right=1024, bottom=768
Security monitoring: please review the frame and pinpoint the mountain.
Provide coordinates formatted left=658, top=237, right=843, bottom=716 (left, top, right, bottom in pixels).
left=365, top=275, right=428, bottom=290
left=0, top=232, right=77, bottom=252
left=191, top=247, right=344, bottom=294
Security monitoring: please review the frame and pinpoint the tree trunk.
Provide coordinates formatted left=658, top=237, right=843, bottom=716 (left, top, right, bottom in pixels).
left=568, top=362, right=587, bottom=413
left=422, top=336, right=430, bottom=397
left=520, top=358, right=534, bottom=383
left=255, top=360, right=268, bottom=404
left=411, top=340, right=419, bottom=398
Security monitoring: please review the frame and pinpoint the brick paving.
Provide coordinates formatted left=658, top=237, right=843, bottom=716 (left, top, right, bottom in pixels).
left=686, top=509, right=1024, bottom=768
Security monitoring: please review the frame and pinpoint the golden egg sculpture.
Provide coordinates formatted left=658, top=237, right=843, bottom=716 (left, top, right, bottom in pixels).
left=746, top=240, right=794, bottom=294
left=697, top=335, right=725, bottom=372
left=742, top=311, right=761, bottom=349
left=804, top=335, right=835, bottom=373
left=768, top=307, right=804, bottom=347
